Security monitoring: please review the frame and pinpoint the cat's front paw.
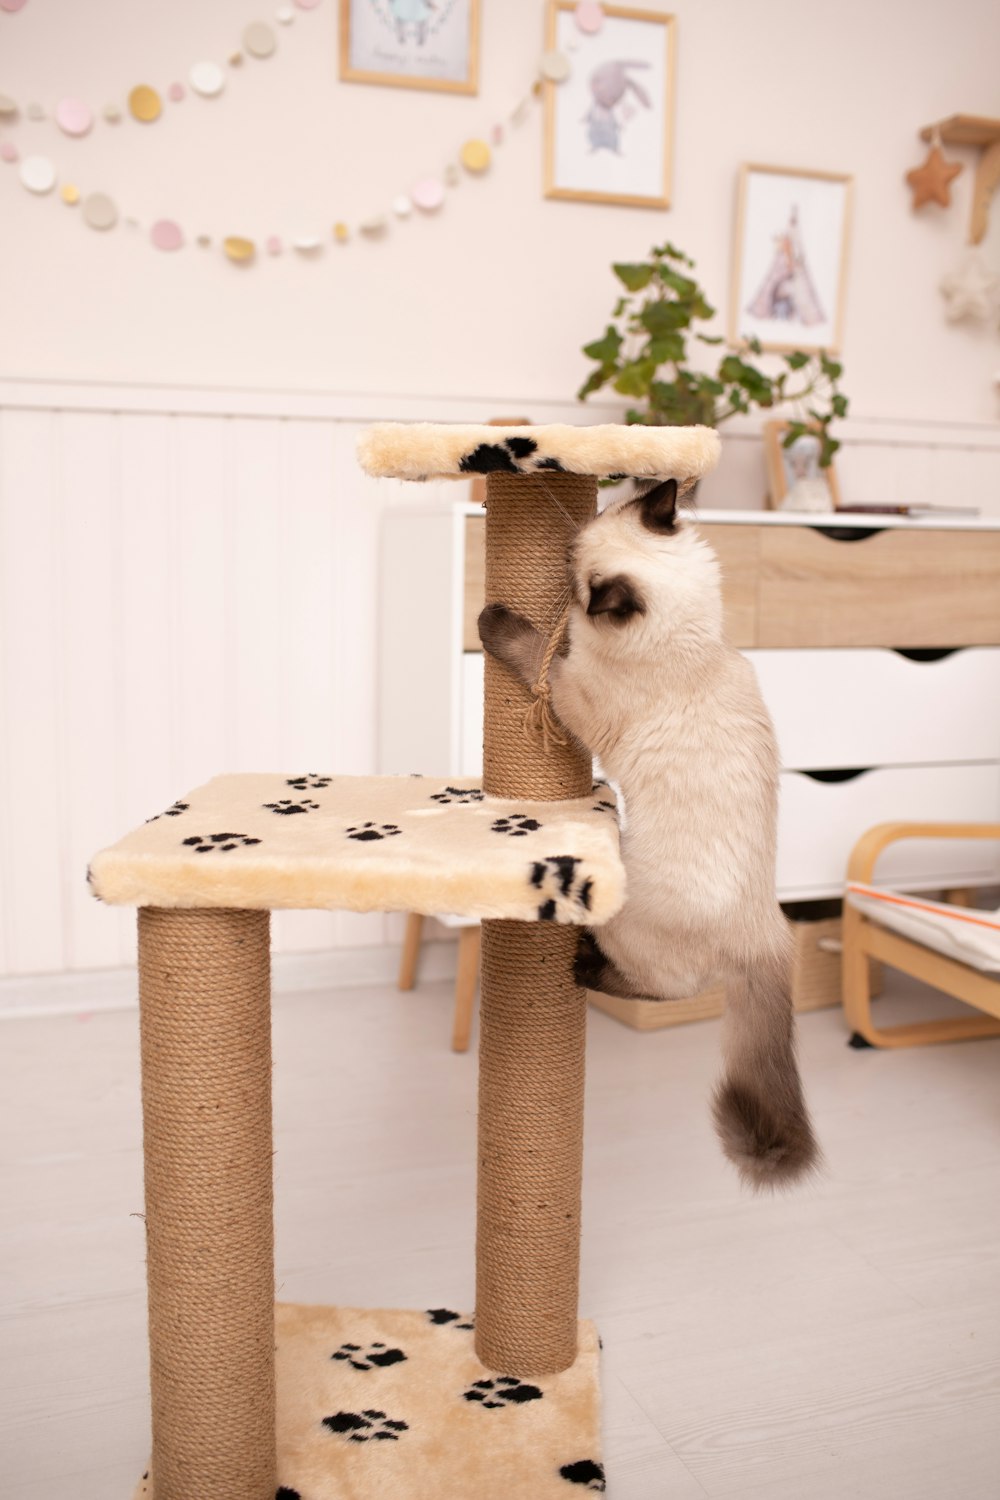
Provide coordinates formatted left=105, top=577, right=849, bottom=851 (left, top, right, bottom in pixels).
left=573, top=930, right=607, bottom=988
left=478, top=602, right=534, bottom=660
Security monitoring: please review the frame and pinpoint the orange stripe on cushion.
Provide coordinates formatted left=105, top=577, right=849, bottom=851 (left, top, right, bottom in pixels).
left=847, top=884, right=1000, bottom=933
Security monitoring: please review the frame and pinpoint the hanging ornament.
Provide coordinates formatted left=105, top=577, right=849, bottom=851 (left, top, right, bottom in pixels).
left=103, top=104, right=122, bottom=123
left=60, top=183, right=80, bottom=205
left=0, top=94, right=18, bottom=117
left=292, top=235, right=322, bottom=252
left=128, top=85, right=162, bottom=123
left=1, top=141, right=18, bottom=161
left=244, top=23, right=277, bottom=58
left=266, top=235, right=283, bottom=254
left=444, top=162, right=461, bottom=187
left=906, top=128, right=962, bottom=209
left=360, top=215, right=388, bottom=235
left=574, top=1, right=604, bottom=34
left=412, top=177, right=445, bottom=212
left=151, top=219, right=184, bottom=251
left=168, top=83, right=186, bottom=102
left=83, top=192, right=118, bottom=230
left=460, top=138, right=491, bottom=173
left=19, top=155, right=56, bottom=192
left=190, top=62, right=226, bottom=97
left=55, top=98, right=93, bottom=136
left=26, top=101, right=45, bottom=120
left=333, top=222, right=350, bottom=242
left=540, top=51, right=571, bottom=83
left=224, top=236, right=256, bottom=262
left=276, top=6, right=296, bottom=22
left=939, top=250, right=1000, bottom=325
left=392, top=194, right=413, bottom=218
left=0, top=0, right=30, bottom=11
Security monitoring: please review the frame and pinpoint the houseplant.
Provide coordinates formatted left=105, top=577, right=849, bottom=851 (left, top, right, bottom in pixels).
left=577, top=241, right=847, bottom=470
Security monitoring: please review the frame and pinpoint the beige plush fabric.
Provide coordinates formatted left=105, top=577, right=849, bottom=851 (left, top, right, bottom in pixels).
left=89, top=774, right=624, bottom=925
left=357, top=421, right=720, bottom=492
left=132, top=1304, right=604, bottom=1499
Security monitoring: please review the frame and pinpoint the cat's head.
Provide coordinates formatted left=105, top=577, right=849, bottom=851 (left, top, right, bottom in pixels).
left=569, top=479, right=722, bottom=651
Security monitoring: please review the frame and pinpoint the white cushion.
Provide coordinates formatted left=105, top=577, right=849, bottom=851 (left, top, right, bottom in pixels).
left=846, top=883, right=1000, bottom=973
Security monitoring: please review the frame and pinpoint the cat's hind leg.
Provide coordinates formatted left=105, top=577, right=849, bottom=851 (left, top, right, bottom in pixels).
left=574, top=930, right=646, bottom=998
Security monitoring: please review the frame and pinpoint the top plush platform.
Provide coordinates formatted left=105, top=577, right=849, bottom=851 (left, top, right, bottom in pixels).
left=89, top=774, right=625, bottom=925
left=357, top=421, right=720, bottom=490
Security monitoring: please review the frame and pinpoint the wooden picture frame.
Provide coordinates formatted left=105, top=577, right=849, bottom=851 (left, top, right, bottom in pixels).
left=730, top=163, right=853, bottom=353
left=764, top=419, right=842, bottom=512
left=544, top=2, right=676, bottom=209
left=339, top=0, right=480, bottom=95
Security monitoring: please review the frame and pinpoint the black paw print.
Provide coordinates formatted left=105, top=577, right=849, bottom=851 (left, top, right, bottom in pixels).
left=331, top=1341, right=407, bottom=1371
left=146, top=800, right=189, bottom=822
left=492, top=815, right=542, bottom=837
left=431, top=786, right=485, bottom=805
left=531, top=856, right=592, bottom=920
left=263, top=799, right=320, bottom=816
left=347, top=823, right=402, bottom=842
left=463, top=1376, right=543, bottom=1409
left=286, top=774, right=332, bottom=790
left=181, top=833, right=262, bottom=854
left=427, top=1307, right=474, bottom=1330
left=322, top=1409, right=408, bottom=1443
left=560, top=1459, right=606, bottom=1491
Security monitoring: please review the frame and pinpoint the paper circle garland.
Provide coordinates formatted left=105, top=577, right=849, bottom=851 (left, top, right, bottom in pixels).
left=360, top=215, right=388, bottom=235
left=224, top=235, right=255, bottom=262
left=83, top=193, right=118, bottom=230
left=60, top=183, right=80, bottom=205
left=460, top=139, right=491, bottom=173
left=168, top=82, right=186, bottom=102
left=0, top=93, right=18, bottom=117
left=19, top=155, right=56, bottom=193
left=190, top=62, right=225, bottom=98
left=1, top=141, right=19, bottom=163
left=55, top=98, right=93, bottom=136
left=292, top=235, right=322, bottom=252
left=540, top=51, right=571, bottom=83
left=266, top=235, right=283, bottom=255
left=574, top=1, right=605, bottom=34
left=244, top=22, right=277, bottom=58
left=333, top=222, right=350, bottom=242
left=26, top=101, right=45, bottom=120
left=276, top=5, right=295, bottom=21
left=294, top=0, right=321, bottom=9
left=129, top=85, right=162, bottom=122
left=392, top=194, right=413, bottom=218
left=444, top=162, right=461, bottom=187
left=151, top=219, right=184, bottom=251
left=412, top=177, right=445, bottom=212
left=0, top=0, right=30, bottom=11
left=103, top=104, right=122, bottom=123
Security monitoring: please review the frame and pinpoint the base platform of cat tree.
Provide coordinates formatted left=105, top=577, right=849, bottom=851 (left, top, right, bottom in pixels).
left=132, top=1304, right=603, bottom=1500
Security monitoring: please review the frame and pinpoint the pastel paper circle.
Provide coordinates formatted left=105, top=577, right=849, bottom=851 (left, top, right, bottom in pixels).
left=412, top=177, right=445, bottom=212
left=60, top=183, right=80, bottom=204
left=294, top=0, right=321, bottom=9
left=103, top=104, right=122, bottom=123
left=293, top=235, right=322, bottom=252
left=229, top=51, right=244, bottom=67
left=540, top=50, right=571, bottom=82
left=26, top=101, right=45, bottom=120
left=190, top=62, right=225, bottom=97
left=55, top=97, right=93, bottom=136
left=333, top=222, right=350, bottom=242
left=83, top=192, right=118, bottom=230
left=266, top=235, right=283, bottom=255
left=491, top=123, right=504, bottom=145
left=460, top=138, right=491, bottom=173
left=168, top=82, right=186, bottom=102
left=19, top=155, right=56, bottom=193
left=276, top=5, right=295, bottom=22
left=1, top=141, right=18, bottom=163
left=0, top=94, right=19, bottom=117
left=244, top=22, right=276, bottom=57
left=196, top=234, right=212, bottom=248
left=151, top=219, right=184, bottom=251
left=574, top=1, right=604, bottom=33
left=224, top=235, right=255, bottom=262
left=444, top=162, right=461, bottom=187
left=129, top=85, right=162, bottom=122
left=360, top=215, right=388, bottom=235
left=0, top=0, right=29, bottom=12
left=392, top=195, right=412, bottom=218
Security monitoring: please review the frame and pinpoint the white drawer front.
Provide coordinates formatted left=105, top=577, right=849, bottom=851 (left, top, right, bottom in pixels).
left=746, top=648, right=1000, bottom=771
left=459, top=650, right=484, bottom=777
left=776, top=763, right=1000, bottom=898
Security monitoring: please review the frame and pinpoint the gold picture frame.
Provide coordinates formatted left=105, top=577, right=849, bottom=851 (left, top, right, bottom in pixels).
left=730, top=163, right=853, bottom=354
left=339, top=0, right=480, bottom=95
left=764, top=419, right=843, bottom=512
left=544, top=2, right=676, bottom=209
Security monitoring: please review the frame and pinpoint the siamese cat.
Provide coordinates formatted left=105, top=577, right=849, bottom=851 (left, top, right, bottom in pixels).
left=478, top=479, right=819, bottom=1191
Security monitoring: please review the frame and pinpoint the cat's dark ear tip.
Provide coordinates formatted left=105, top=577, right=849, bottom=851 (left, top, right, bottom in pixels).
left=638, top=477, right=679, bottom=534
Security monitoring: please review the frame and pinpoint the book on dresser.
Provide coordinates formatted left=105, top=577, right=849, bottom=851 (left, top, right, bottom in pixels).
left=379, top=500, right=1000, bottom=1029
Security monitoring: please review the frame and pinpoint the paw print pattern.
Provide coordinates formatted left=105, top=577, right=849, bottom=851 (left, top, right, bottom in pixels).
left=531, top=856, right=593, bottom=921
left=331, top=1341, right=407, bottom=1371
left=146, top=800, right=189, bottom=822
left=322, top=1409, right=408, bottom=1443
left=181, top=833, right=262, bottom=854
left=560, top=1459, right=606, bottom=1491
left=347, top=823, right=403, bottom=842
left=591, top=782, right=617, bottom=816
left=286, top=774, right=332, bottom=790
left=263, top=799, right=320, bottom=816
left=463, top=1375, right=543, bottom=1409
left=431, top=786, right=485, bottom=805
left=426, top=1307, right=474, bottom=1330
left=492, top=815, right=542, bottom=837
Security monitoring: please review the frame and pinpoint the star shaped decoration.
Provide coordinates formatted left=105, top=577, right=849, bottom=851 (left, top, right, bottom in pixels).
left=906, top=145, right=963, bottom=209
left=939, top=252, right=1000, bottom=325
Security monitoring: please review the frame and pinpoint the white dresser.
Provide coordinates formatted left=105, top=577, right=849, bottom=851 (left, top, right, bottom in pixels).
left=380, top=501, right=1000, bottom=901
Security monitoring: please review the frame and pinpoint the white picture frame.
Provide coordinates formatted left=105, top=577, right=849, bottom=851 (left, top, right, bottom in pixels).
left=340, top=0, right=480, bottom=95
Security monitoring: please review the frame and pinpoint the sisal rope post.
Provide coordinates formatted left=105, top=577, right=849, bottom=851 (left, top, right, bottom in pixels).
left=138, top=906, right=276, bottom=1500
left=476, top=470, right=596, bottom=1377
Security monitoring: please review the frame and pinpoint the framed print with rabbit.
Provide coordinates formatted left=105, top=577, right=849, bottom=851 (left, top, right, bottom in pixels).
left=544, top=4, right=676, bottom=208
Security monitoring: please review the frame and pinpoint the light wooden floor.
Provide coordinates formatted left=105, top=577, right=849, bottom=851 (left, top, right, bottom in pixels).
left=2, top=971, right=999, bottom=1500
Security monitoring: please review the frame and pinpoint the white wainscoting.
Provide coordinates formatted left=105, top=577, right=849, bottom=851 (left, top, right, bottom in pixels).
left=1, top=379, right=998, bottom=1000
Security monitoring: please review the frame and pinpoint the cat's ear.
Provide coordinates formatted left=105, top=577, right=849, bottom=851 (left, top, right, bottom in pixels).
left=638, top=478, right=678, bottom=534
left=587, top=574, right=645, bottom=619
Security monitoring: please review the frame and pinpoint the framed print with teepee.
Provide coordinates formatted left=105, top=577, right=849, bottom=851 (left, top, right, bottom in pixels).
left=730, top=164, right=853, bottom=353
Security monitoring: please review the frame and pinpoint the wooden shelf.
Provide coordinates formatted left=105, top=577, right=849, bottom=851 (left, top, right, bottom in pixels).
left=921, top=114, right=1000, bottom=148
left=919, top=116, right=1000, bottom=243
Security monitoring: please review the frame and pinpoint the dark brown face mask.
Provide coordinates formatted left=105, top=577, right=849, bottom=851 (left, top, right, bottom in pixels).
left=586, top=574, right=645, bottom=621
left=636, top=477, right=678, bottom=535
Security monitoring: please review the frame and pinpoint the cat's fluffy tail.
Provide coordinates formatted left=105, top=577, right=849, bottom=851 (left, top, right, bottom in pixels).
left=712, top=958, right=820, bottom=1191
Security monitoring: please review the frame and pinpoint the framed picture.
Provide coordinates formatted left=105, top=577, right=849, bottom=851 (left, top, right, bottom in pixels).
left=764, top=420, right=842, bottom=513
left=544, top=3, right=676, bottom=209
left=730, top=164, right=853, bottom=353
left=340, top=0, right=480, bottom=95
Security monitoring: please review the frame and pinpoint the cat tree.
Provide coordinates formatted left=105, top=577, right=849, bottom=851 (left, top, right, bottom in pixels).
left=90, top=421, right=719, bottom=1500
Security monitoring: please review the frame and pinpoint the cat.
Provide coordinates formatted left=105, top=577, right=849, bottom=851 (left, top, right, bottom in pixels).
left=478, top=478, right=819, bottom=1191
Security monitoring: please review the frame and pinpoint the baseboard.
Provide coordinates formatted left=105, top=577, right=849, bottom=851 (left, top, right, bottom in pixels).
left=0, top=939, right=460, bottom=1020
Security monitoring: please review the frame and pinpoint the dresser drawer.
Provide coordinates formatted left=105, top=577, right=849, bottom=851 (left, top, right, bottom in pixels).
left=747, top=647, right=1000, bottom=770
left=775, top=763, right=1000, bottom=898
left=757, top=526, right=1000, bottom=648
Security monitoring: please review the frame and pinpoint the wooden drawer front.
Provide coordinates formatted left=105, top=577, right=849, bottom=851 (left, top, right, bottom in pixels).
left=699, top=523, right=759, bottom=647
left=775, top=763, right=1000, bottom=898
left=747, top=647, right=1000, bottom=770
left=757, top=527, right=1000, bottom=648
left=459, top=650, right=484, bottom=776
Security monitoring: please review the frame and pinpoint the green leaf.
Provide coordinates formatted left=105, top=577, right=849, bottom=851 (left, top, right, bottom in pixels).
left=640, top=300, right=690, bottom=336
left=647, top=333, right=686, bottom=364
left=831, top=393, right=849, bottom=418
left=658, top=267, right=699, bottom=298
left=696, top=333, right=724, bottom=345
left=613, top=262, right=654, bottom=292
left=613, top=360, right=657, bottom=397
left=820, top=354, right=843, bottom=380
left=784, top=351, right=810, bottom=370
left=577, top=367, right=612, bottom=401
left=582, top=326, right=623, bottom=363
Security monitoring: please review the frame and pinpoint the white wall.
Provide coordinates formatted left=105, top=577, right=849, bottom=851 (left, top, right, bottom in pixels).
left=1, top=0, right=999, bottom=423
